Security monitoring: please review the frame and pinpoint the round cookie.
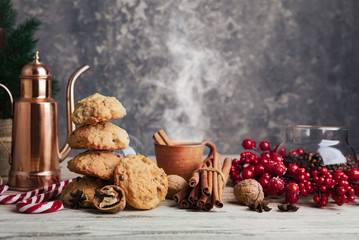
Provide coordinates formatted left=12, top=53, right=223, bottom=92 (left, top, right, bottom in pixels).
left=68, top=121, right=129, bottom=150
left=71, top=93, right=126, bottom=125
left=67, top=150, right=122, bottom=181
left=114, top=154, right=168, bottom=210
left=61, top=176, right=108, bottom=208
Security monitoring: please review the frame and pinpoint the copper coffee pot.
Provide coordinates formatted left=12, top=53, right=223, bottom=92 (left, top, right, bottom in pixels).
left=0, top=51, right=89, bottom=191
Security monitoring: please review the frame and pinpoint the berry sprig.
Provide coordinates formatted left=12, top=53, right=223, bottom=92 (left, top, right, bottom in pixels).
left=230, top=138, right=359, bottom=208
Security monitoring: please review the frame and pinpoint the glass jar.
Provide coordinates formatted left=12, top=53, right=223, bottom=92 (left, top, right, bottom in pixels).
left=277, top=125, right=358, bottom=173
left=113, top=134, right=147, bottom=158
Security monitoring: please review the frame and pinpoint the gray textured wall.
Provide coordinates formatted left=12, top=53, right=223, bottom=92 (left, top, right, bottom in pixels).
left=12, top=0, right=359, bottom=155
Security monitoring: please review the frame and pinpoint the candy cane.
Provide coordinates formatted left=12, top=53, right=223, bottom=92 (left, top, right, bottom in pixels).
left=0, top=179, right=73, bottom=204
left=0, top=185, right=8, bottom=195
left=17, top=200, right=64, bottom=213
left=0, top=178, right=76, bottom=214
left=16, top=181, right=69, bottom=213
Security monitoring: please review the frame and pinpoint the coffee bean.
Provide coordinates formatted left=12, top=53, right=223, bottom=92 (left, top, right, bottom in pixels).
left=283, top=151, right=358, bottom=173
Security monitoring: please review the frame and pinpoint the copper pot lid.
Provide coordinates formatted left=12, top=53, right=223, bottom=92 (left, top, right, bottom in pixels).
left=19, top=51, right=53, bottom=79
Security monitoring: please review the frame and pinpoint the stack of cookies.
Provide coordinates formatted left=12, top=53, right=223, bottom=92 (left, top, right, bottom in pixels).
left=61, top=93, right=168, bottom=211
left=67, top=93, right=129, bottom=181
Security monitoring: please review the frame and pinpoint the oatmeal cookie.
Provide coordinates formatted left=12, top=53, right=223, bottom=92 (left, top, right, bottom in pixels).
left=68, top=121, right=129, bottom=150
left=67, top=150, right=122, bottom=180
left=71, top=93, right=126, bottom=125
left=61, top=176, right=108, bottom=208
left=114, top=154, right=168, bottom=210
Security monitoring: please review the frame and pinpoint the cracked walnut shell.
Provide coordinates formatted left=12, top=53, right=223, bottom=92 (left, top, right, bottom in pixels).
left=61, top=177, right=108, bottom=208
left=93, top=185, right=126, bottom=213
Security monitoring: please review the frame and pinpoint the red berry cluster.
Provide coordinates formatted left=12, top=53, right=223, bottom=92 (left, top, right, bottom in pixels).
left=230, top=138, right=359, bottom=207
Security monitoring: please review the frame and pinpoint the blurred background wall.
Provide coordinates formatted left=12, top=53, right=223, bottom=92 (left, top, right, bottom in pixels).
left=12, top=0, right=359, bottom=155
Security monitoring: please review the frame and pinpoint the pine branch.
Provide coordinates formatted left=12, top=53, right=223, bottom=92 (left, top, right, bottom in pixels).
left=15, top=18, right=40, bottom=36
left=0, top=0, right=16, bottom=30
left=6, top=18, right=40, bottom=57
left=0, top=0, right=60, bottom=119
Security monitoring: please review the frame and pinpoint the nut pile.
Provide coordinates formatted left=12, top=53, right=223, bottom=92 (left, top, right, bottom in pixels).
left=283, top=152, right=357, bottom=174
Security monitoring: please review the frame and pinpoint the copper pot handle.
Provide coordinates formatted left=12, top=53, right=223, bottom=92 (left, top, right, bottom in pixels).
left=0, top=83, right=13, bottom=165
left=201, top=140, right=217, bottom=159
left=0, top=83, right=13, bottom=116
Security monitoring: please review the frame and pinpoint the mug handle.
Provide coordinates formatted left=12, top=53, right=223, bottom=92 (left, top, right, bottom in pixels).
left=201, top=140, right=217, bottom=160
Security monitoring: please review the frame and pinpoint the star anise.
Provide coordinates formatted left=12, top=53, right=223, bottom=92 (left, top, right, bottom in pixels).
left=69, top=190, right=87, bottom=209
left=277, top=203, right=299, bottom=212
left=248, top=200, right=271, bottom=213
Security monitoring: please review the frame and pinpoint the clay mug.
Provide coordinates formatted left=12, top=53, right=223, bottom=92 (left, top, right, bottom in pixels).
left=154, top=140, right=217, bottom=180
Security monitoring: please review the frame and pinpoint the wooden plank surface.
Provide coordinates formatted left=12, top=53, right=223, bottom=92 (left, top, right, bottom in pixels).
left=1, top=156, right=359, bottom=240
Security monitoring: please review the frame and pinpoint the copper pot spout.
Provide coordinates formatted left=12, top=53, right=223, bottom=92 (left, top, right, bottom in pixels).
left=59, top=65, right=90, bottom=161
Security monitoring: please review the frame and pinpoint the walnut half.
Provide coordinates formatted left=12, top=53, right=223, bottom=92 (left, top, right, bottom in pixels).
left=93, top=185, right=126, bottom=213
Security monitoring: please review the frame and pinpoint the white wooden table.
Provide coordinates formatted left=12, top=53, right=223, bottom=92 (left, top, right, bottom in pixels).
left=1, top=156, right=359, bottom=240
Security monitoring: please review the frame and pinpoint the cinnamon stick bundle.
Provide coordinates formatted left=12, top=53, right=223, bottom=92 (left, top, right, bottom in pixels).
left=173, top=145, right=232, bottom=211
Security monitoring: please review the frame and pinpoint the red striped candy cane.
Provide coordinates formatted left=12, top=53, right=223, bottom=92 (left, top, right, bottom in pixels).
left=0, top=185, right=8, bottom=195
left=0, top=178, right=76, bottom=214
left=0, top=179, right=73, bottom=204
left=17, top=200, right=64, bottom=213
left=16, top=180, right=70, bottom=213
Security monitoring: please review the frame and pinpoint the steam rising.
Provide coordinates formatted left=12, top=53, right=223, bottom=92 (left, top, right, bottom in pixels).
left=156, top=10, right=231, bottom=141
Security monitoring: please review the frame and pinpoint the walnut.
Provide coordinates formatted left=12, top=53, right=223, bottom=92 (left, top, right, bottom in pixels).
left=93, top=185, right=126, bottom=213
left=167, top=175, right=188, bottom=199
left=233, top=179, right=264, bottom=206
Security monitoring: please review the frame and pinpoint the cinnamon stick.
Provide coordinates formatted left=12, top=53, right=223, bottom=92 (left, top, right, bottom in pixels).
left=213, top=158, right=232, bottom=208
left=189, top=171, right=200, bottom=187
left=200, top=169, right=209, bottom=197
left=215, top=153, right=224, bottom=208
left=153, top=132, right=166, bottom=145
left=188, top=185, right=200, bottom=204
left=203, top=161, right=213, bottom=197
left=173, top=185, right=191, bottom=203
left=158, top=129, right=173, bottom=146
left=216, top=180, right=224, bottom=208
left=196, top=194, right=208, bottom=209
left=221, top=157, right=232, bottom=187
left=189, top=156, right=212, bottom=187
left=212, top=152, right=220, bottom=208
left=202, top=156, right=212, bottom=167
left=204, top=197, right=213, bottom=211
left=180, top=199, right=191, bottom=209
